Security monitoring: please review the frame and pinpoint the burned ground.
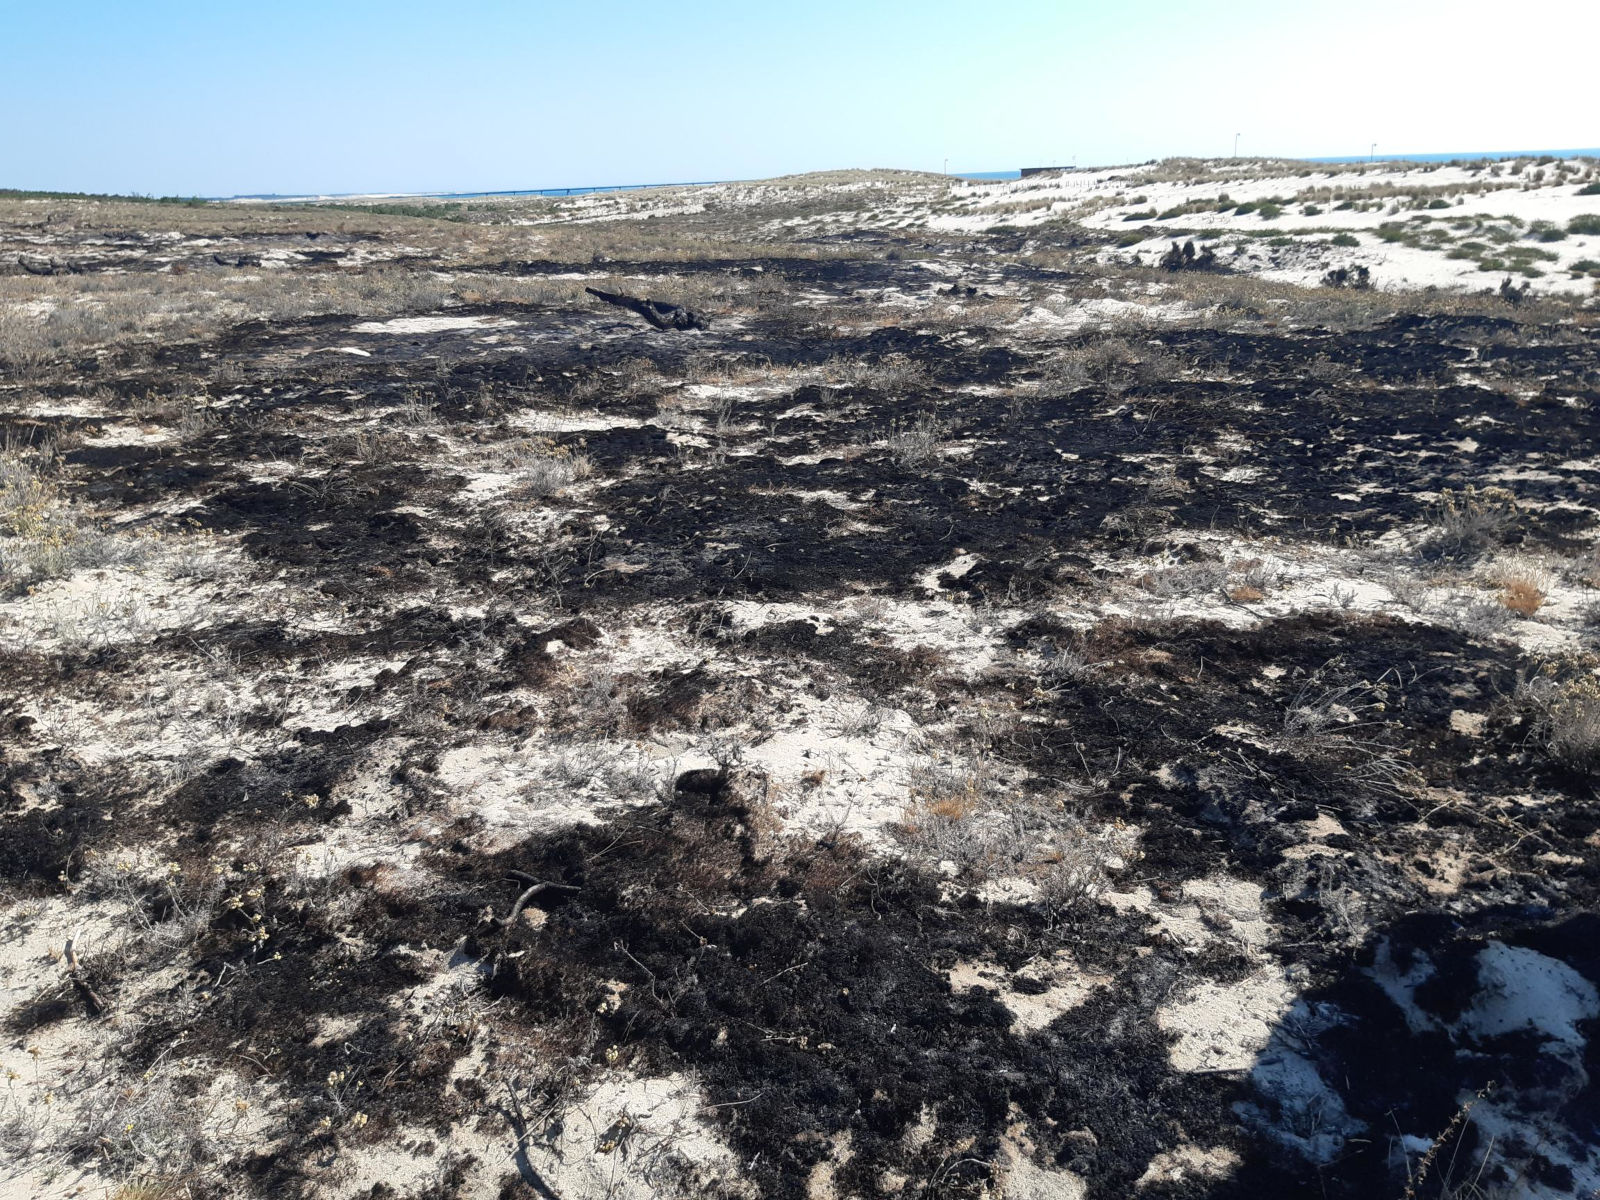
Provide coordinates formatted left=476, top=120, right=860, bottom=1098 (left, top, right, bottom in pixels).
left=2, top=180, right=1599, bottom=1200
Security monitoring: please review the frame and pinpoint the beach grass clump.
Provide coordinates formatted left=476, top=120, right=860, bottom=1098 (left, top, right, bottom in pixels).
left=0, top=436, right=146, bottom=588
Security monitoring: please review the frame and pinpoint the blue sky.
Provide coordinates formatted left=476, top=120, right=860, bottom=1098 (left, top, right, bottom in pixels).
left=4, top=1, right=1595, bottom=196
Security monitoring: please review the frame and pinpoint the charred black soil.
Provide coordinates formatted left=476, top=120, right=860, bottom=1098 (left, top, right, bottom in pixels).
left=2, top=188, right=1598, bottom=1200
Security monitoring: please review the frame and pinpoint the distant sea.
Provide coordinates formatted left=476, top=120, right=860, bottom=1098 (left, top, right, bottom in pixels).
left=231, top=179, right=725, bottom=202
left=1306, top=148, right=1600, bottom=164
left=229, top=151, right=1599, bottom=203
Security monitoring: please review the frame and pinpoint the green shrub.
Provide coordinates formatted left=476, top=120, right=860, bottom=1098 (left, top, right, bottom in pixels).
left=1301, top=204, right=1323, bottom=217
left=1122, top=210, right=1157, bottom=222
left=1568, top=214, right=1600, bottom=235
left=1528, top=221, right=1568, bottom=242
left=1257, top=203, right=1283, bottom=219
left=1578, top=183, right=1600, bottom=196
left=1330, top=232, right=1359, bottom=247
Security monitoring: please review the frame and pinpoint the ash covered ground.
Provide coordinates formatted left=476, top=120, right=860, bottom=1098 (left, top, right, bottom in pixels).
left=2, top=161, right=1600, bottom=1200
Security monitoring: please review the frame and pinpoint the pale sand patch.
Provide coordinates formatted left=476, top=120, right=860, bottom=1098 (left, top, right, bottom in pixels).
left=996, top=1124, right=1088, bottom=1200
left=77, top=422, right=176, bottom=448
left=512, top=409, right=646, bottom=433
left=946, top=955, right=1108, bottom=1034
left=520, top=1073, right=753, bottom=1200
left=1158, top=966, right=1296, bottom=1072
left=1105, top=874, right=1275, bottom=952
left=1367, top=939, right=1600, bottom=1193
left=1135, top=1143, right=1242, bottom=1190
left=0, top=566, right=213, bottom=653
left=351, top=315, right=517, bottom=335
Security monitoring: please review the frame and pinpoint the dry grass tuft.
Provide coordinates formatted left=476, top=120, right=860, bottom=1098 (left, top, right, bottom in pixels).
left=1519, top=672, right=1600, bottom=766
left=1497, top=576, right=1546, bottom=616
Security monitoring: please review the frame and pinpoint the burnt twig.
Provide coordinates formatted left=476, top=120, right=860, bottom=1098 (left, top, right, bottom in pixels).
left=492, top=874, right=580, bottom=929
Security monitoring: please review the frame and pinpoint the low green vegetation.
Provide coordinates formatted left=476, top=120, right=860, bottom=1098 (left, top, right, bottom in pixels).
left=313, top=201, right=476, bottom=221
left=0, top=187, right=210, bottom=205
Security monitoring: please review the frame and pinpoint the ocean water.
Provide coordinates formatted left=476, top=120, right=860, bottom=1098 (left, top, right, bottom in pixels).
left=239, top=151, right=1598, bottom=204
left=1306, top=148, right=1600, bottom=164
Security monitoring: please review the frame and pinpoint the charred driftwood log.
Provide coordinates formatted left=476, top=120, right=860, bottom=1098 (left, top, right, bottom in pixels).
left=18, top=255, right=69, bottom=276
left=1158, top=240, right=1218, bottom=272
left=1499, top=275, right=1531, bottom=306
left=585, top=286, right=709, bottom=331
left=1322, top=264, right=1371, bottom=289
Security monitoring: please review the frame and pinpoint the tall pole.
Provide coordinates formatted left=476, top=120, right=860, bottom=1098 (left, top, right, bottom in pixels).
left=943, top=157, right=948, bottom=176
left=1234, top=133, right=1240, bottom=159
left=1369, top=142, right=1376, bottom=163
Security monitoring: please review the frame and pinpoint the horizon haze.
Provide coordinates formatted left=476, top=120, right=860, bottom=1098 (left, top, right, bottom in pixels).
left=4, top=0, right=1597, bottom=197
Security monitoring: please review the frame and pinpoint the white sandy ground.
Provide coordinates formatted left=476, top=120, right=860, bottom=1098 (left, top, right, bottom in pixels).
left=1366, top=940, right=1600, bottom=1197
left=0, top=856, right=284, bottom=1200
left=946, top=954, right=1108, bottom=1035
left=211, top=159, right=1600, bottom=298
left=914, top=159, right=1600, bottom=295
left=306, top=1071, right=751, bottom=1200
left=5, top=188, right=1600, bottom=1197
left=351, top=315, right=518, bottom=335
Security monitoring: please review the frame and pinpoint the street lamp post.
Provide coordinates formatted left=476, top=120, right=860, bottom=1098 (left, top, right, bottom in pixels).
left=1233, top=133, right=1240, bottom=159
